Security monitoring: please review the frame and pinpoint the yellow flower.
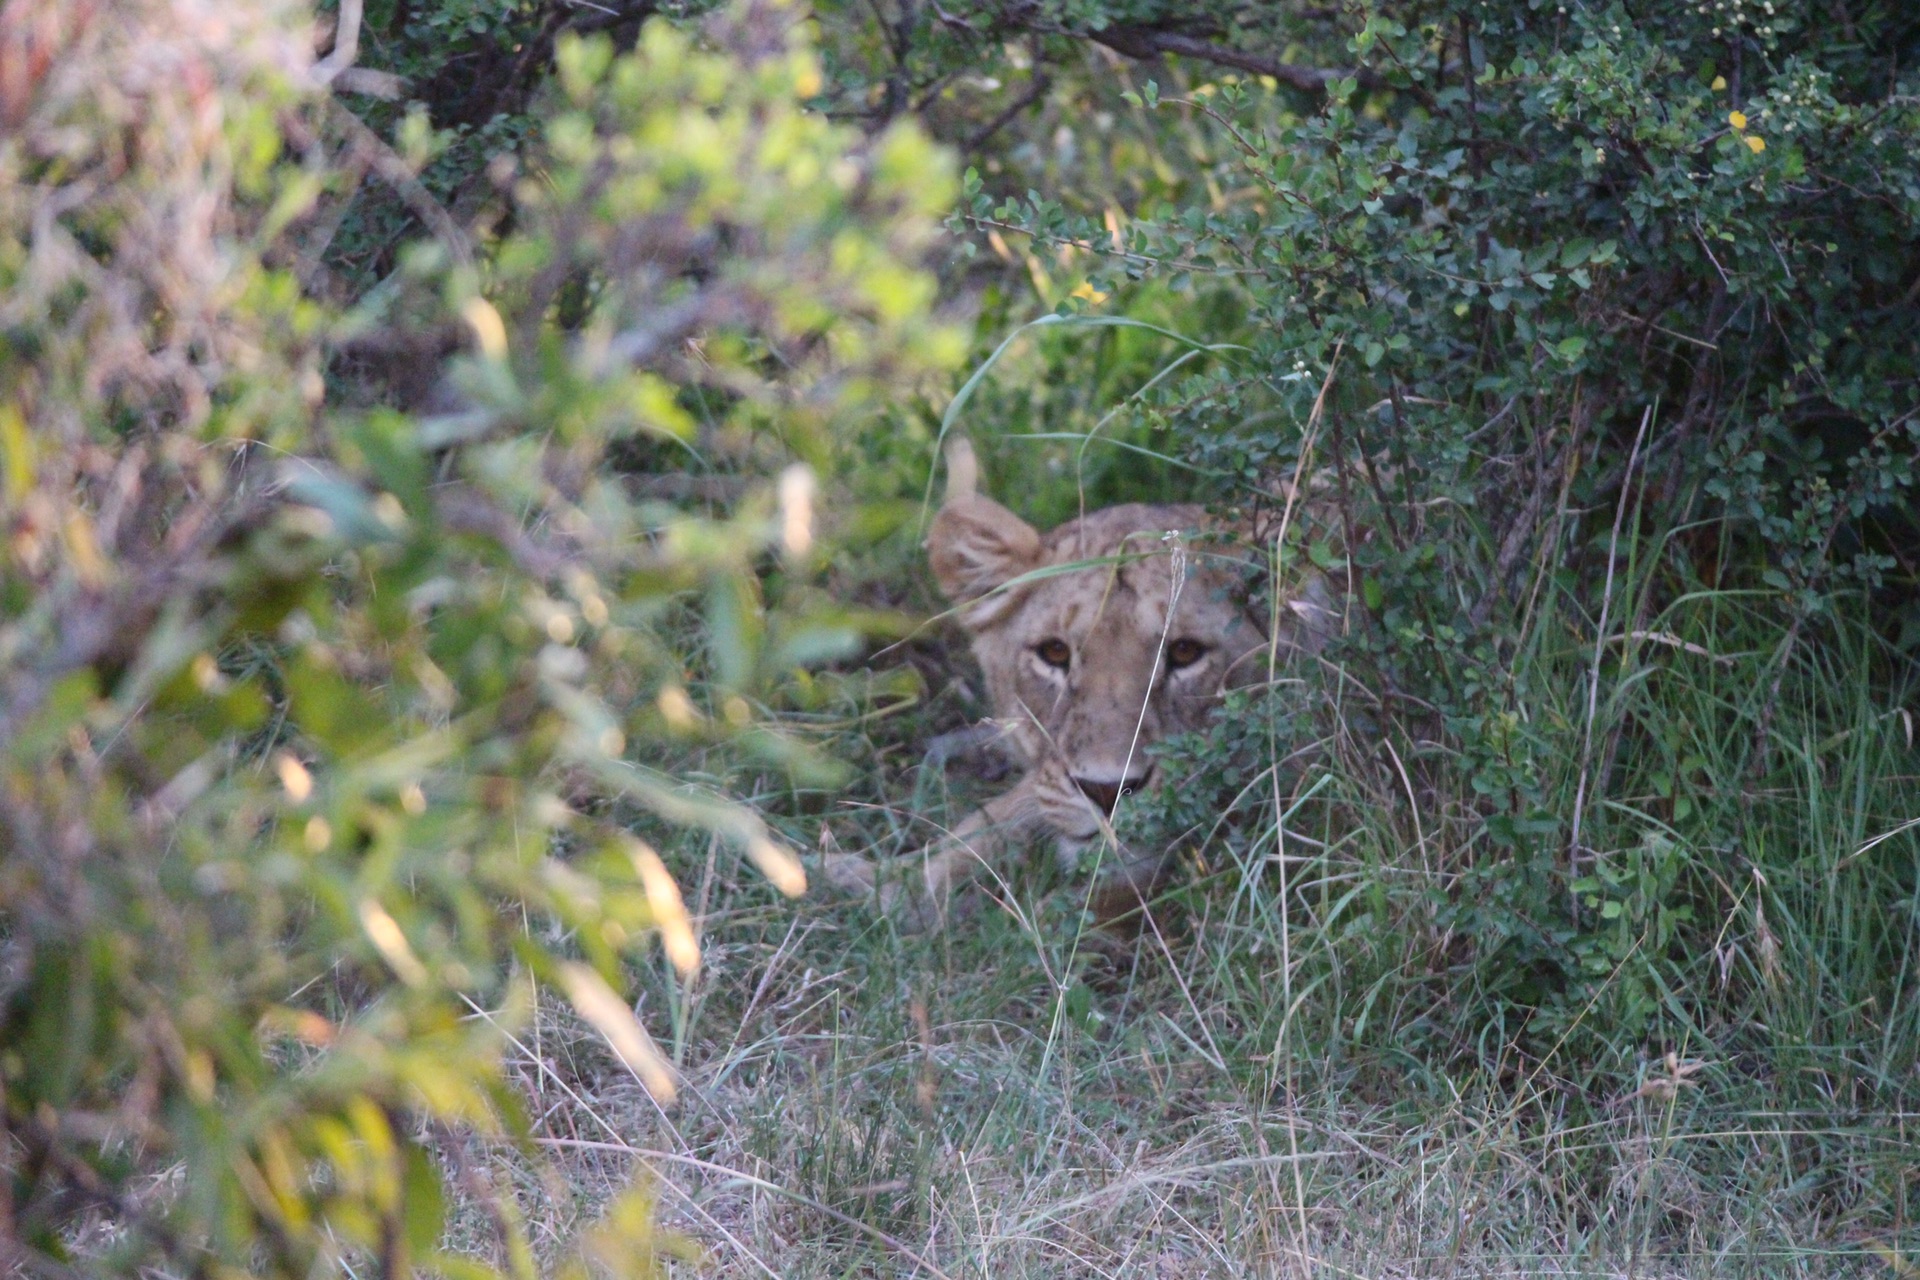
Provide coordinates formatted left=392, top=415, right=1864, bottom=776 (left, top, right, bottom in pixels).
left=1728, top=110, right=1748, bottom=130
left=1745, top=134, right=1766, bottom=153
left=1711, top=75, right=1727, bottom=91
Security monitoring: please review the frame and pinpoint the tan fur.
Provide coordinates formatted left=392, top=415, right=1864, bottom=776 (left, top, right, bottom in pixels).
left=826, top=439, right=1333, bottom=926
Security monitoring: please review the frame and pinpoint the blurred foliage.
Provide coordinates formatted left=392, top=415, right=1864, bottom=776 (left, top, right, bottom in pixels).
left=0, top=0, right=956, bottom=1274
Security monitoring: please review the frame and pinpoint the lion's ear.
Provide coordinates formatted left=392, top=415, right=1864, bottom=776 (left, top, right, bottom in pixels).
left=928, top=493, right=1041, bottom=603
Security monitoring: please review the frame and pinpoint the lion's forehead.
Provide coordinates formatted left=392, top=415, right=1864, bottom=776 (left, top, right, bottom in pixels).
left=1039, top=502, right=1211, bottom=557
left=1004, top=566, right=1249, bottom=643
left=1001, top=505, right=1227, bottom=626
left=1005, top=579, right=1236, bottom=642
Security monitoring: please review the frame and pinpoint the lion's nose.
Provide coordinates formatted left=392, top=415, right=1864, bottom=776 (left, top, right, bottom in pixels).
left=1073, top=775, right=1149, bottom=817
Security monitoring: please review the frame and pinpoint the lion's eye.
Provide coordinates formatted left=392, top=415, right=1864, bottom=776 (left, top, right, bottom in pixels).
left=1036, top=638, right=1072, bottom=669
left=1165, top=638, right=1207, bottom=670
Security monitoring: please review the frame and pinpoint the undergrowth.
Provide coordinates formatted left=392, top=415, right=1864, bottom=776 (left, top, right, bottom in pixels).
left=10, top=0, right=1916, bottom=1274
left=463, top=385, right=1919, bottom=1275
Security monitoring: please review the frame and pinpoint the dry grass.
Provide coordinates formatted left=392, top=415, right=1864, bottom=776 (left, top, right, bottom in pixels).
left=438, top=858, right=1912, bottom=1277
left=439, top=584, right=1918, bottom=1279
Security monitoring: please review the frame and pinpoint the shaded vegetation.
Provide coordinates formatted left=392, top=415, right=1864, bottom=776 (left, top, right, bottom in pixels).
left=1, top=0, right=1917, bottom=1274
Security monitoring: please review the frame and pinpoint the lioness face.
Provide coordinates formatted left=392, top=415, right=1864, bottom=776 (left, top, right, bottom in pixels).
left=821, top=440, right=1332, bottom=924
left=929, top=493, right=1276, bottom=844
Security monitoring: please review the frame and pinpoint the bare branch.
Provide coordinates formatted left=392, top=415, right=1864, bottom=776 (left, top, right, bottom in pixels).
left=965, top=70, right=1052, bottom=152
left=332, top=67, right=407, bottom=99
left=314, top=0, right=362, bottom=85
left=1086, top=24, right=1385, bottom=93
left=325, top=98, right=475, bottom=269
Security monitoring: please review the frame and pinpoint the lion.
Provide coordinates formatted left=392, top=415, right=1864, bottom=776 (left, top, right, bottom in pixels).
left=825, top=438, right=1335, bottom=926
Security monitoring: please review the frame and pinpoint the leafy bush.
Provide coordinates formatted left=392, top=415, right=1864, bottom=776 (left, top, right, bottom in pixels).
left=955, top=0, right=1920, bottom=1073
left=0, top=1, right=956, bottom=1273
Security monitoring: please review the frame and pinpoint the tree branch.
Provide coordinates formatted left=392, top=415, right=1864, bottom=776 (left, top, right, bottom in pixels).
left=964, top=69, right=1051, bottom=152
left=324, top=97, right=474, bottom=270
left=314, top=0, right=363, bottom=85
left=1086, top=24, right=1385, bottom=93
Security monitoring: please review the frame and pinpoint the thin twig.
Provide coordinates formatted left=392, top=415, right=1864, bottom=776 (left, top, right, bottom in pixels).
left=964, top=70, right=1052, bottom=152
left=1087, top=24, right=1385, bottom=93
left=326, top=97, right=474, bottom=269
left=1472, top=389, right=1589, bottom=627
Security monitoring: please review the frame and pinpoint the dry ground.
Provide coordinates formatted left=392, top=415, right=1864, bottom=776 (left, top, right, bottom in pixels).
left=438, top=861, right=1911, bottom=1278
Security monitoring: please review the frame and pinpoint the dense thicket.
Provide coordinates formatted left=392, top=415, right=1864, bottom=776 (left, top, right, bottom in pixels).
left=928, top=0, right=1920, bottom=1047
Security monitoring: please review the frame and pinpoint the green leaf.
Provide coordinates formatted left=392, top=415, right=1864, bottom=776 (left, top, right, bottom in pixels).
left=402, top=1145, right=447, bottom=1258
left=282, top=468, right=402, bottom=546
left=286, top=652, right=389, bottom=757
left=1559, top=238, right=1597, bottom=268
left=10, top=671, right=98, bottom=764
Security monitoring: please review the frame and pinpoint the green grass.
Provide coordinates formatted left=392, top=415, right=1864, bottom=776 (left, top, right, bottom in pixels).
left=435, top=548, right=1917, bottom=1276
left=425, top=331, right=1919, bottom=1274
